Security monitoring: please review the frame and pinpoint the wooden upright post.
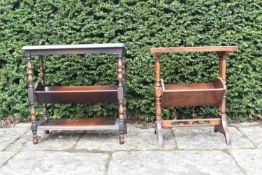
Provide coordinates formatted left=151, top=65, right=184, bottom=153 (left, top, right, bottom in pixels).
left=27, top=55, right=38, bottom=144
left=118, top=54, right=125, bottom=144
left=39, top=56, right=49, bottom=134
left=215, top=52, right=231, bottom=144
left=155, top=53, right=164, bottom=147
left=122, top=55, right=127, bottom=134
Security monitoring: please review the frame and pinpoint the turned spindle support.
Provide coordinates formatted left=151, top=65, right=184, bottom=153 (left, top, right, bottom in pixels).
left=27, top=55, right=38, bottom=144
left=118, top=54, right=125, bottom=144
left=155, top=53, right=164, bottom=147
left=122, top=55, right=127, bottom=134
left=39, top=56, right=49, bottom=134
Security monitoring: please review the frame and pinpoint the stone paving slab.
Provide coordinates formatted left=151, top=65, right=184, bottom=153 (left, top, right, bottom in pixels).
left=237, top=124, right=262, bottom=148
left=13, top=123, right=31, bottom=128
left=0, top=151, right=108, bottom=175
left=234, top=122, right=261, bottom=127
left=75, top=126, right=176, bottom=151
left=108, top=151, right=243, bottom=175
left=0, top=127, right=29, bottom=151
left=1, top=122, right=262, bottom=174
left=229, top=149, right=262, bottom=175
left=0, top=152, right=15, bottom=167
left=173, top=126, right=254, bottom=149
left=6, top=130, right=83, bottom=151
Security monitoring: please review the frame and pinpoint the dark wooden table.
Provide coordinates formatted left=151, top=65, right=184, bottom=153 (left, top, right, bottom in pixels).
left=150, top=46, right=238, bottom=147
left=22, top=43, right=127, bottom=144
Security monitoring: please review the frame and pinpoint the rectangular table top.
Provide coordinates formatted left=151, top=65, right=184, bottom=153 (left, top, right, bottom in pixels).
left=22, top=43, right=126, bottom=56
left=150, top=46, right=238, bottom=54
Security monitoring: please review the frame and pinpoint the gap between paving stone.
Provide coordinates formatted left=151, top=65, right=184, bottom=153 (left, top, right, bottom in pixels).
left=0, top=151, right=109, bottom=175
left=226, top=150, right=248, bottom=175
left=237, top=125, right=262, bottom=148
left=104, top=153, right=113, bottom=175
left=2, top=130, right=29, bottom=151
left=1, top=123, right=261, bottom=175
left=0, top=131, right=31, bottom=170
left=0, top=152, right=17, bottom=169
left=229, top=149, right=262, bottom=175
left=0, top=127, right=29, bottom=151
left=75, top=126, right=176, bottom=151
left=233, top=125, right=257, bottom=148
left=6, top=130, right=84, bottom=151
left=72, top=131, right=85, bottom=149
left=173, top=126, right=254, bottom=150
left=6, top=124, right=255, bottom=152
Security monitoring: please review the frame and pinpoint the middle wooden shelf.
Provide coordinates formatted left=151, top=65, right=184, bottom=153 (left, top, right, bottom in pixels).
left=34, top=82, right=118, bottom=104
left=161, top=77, right=226, bottom=107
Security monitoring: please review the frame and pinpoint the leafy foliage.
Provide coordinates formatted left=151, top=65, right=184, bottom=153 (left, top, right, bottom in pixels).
left=0, top=0, right=261, bottom=121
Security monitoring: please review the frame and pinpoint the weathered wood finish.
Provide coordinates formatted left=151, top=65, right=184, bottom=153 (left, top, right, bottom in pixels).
left=151, top=46, right=237, bottom=147
left=23, top=43, right=126, bottom=144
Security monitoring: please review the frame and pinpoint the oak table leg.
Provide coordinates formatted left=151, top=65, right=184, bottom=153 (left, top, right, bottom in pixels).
left=118, top=54, right=125, bottom=144
left=39, top=56, right=49, bottom=134
left=27, top=56, right=38, bottom=144
left=122, top=56, right=127, bottom=134
left=155, top=54, right=164, bottom=147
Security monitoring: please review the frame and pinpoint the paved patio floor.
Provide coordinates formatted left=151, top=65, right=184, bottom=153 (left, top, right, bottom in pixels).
left=0, top=122, right=261, bottom=175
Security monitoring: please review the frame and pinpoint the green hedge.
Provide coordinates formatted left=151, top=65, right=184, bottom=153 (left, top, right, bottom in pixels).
left=0, top=0, right=261, bottom=121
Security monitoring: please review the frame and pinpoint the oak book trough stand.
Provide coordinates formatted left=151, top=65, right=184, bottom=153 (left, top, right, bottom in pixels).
left=151, top=46, right=238, bottom=147
left=22, top=43, right=127, bottom=144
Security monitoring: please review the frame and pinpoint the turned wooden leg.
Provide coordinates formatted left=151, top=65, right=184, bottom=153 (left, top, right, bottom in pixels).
left=155, top=53, right=163, bottom=147
left=156, top=97, right=163, bottom=147
left=39, top=57, right=49, bottom=135
left=123, top=98, right=127, bottom=134
left=31, top=106, right=38, bottom=144
left=121, top=55, right=127, bottom=134
left=118, top=54, right=125, bottom=144
left=28, top=56, right=38, bottom=144
left=119, top=102, right=125, bottom=144
left=42, top=104, right=49, bottom=134
left=156, top=120, right=163, bottom=147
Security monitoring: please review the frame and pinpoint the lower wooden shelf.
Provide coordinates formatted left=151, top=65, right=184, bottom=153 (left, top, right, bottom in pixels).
left=161, top=77, right=226, bottom=107
left=38, top=118, right=119, bottom=131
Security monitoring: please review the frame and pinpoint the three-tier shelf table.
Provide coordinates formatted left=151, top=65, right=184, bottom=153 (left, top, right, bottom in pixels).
left=23, top=43, right=127, bottom=144
left=150, top=46, right=238, bottom=147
